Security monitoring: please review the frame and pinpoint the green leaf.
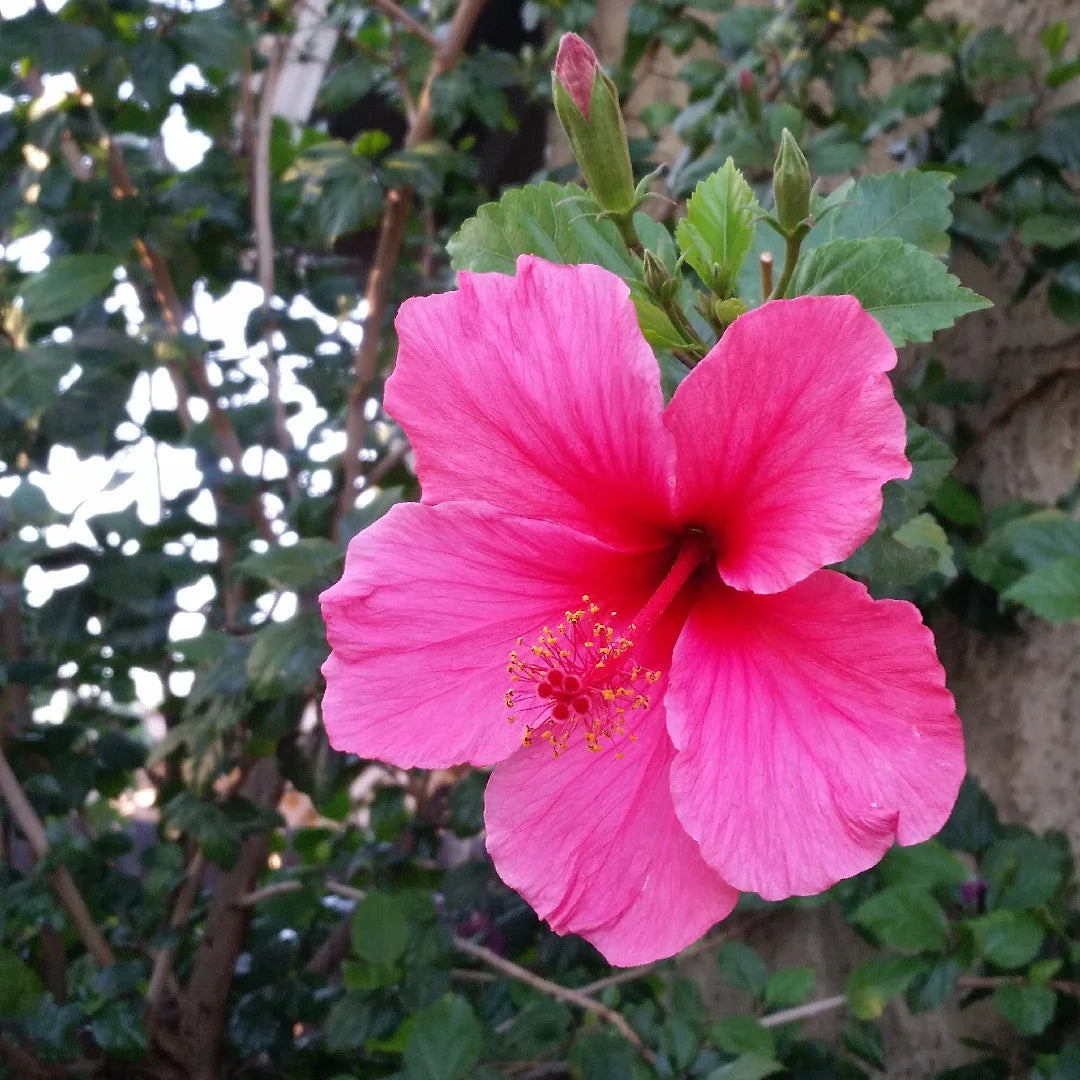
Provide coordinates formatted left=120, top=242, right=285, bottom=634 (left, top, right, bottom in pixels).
left=763, top=966, right=815, bottom=1009
left=842, top=1019, right=885, bottom=1071
left=1042, top=20, right=1070, bottom=57
left=879, top=841, right=969, bottom=892
left=995, top=982, right=1056, bottom=1036
left=447, top=182, right=637, bottom=278
left=17, top=254, right=117, bottom=326
left=352, top=891, right=410, bottom=966
left=790, top=238, right=991, bottom=345
left=0, top=947, right=44, bottom=1017
left=983, top=831, right=1068, bottom=910
left=245, top=612, right=329, bottom=699
left=236, top=539, right=343, bottom=592
left=710, top=1016, right=776, bottom=1057
left=847, top=956, right=927, bottom=1019
left=676, top=158, right=759, bottom=286
left=448, top=770, right=487, bottom=838
left=883, top=421, right=956, bottom=527
left=707, top=1053, right=786, bottom=1080
left=716, top=941, right=769, bottom=996
left=403, top=994, right=482, bottom=1080
left=90, top=999, right=148, bottom=1061
left=568, top=1030, right=637, bottom=1080
left=938, top=775, right=1001, bottom=854
left=968, top=910, right=1046, bottom=969
left=1003, top=558, right=1080, bottom=621
left=853, top=885, right=949, bottom=952
left=447, top=183, right=685, bottom=348
left=893, top=513, right=956, bottom=578
left=813, top=170, right=954, bottom=256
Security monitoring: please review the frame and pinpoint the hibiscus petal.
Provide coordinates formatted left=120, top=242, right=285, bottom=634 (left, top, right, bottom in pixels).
left=320, top=501, right=663, bottom=769
left=485, top=706, right=738, bottom=966
left=664, top=296, right=910, bottom=594
left=388, top=255, right=674, bottom=546
left=665, top=570, right=964, bottom=900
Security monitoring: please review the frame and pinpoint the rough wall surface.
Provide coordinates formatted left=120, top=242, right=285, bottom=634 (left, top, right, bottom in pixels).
left=584, top=0, right=1080, bottom=1072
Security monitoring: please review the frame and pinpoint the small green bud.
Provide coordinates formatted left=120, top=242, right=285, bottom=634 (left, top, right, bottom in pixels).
left=642, top=251, right=673, bottom=299
left=772, top=128, right=812, bottom=237
left=553, top=33, right=637, bottom=216
left=711, top=297, right=749, bottom=328
left=708, top=263, right=731, bottom=298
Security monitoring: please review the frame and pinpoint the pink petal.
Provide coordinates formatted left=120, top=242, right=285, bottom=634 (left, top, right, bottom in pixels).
left=664, top=296, right=910, bottom=594
left=555, top=32, right=597, bottom=119
left=665, top=570, right=964, bottom=900
left=388, top=256, right=674, bottom=547
left=485, top=700, right=738, bottom=966
left=320, top=501, right=665, bottom=769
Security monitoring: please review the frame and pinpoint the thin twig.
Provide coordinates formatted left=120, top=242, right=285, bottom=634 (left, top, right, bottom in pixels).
left=0, top=749, right=117, bottom=968
left=234, top=878, right=303, bottom=908
left=334, top=0, right=488, bottom=535
left=453, top=936, right=656, bottom=1065
left=368, top=0, right=439, bottom=50
left=148, top=851, right=206, bottom=1007
left=760, top=993, right=847, bottom=1028
left=251, top=36, right=295, bottom=482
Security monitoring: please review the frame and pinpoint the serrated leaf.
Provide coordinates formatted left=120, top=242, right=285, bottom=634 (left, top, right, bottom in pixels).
left=995, top=982, right=1056, bottom=1036
left=236, top=539, right=343, bottom=592
left=676, top=158, right=759, bottom=286
left=403, top=994, right=482, bottom=1080
left=1003, top=558, right=1080, bottom=621
left=790, top=237, right=991, bottom=345
left=447, top=182, right=685, bottom=348
left=18, top=254, right=117, bottom=325
left=893, top=513, right=956, bottom=578
left=847, top=956, right=927, bottom=1019
left=853, top=885, right=949, bottom=952
left=447, top=182, right=637, bottom=277
left=245, top=612, right=329, bottom=699
left=813, top=170, right=954, bottom=256
left=883, top=421, right=956, bottom=526
left=968, top=910, right=1045, bottom=969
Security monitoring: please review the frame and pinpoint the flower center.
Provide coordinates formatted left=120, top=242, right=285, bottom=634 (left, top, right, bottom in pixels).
left=505, top=597, right=660, bottom=757
left=503, top=531, right=712, bottom=758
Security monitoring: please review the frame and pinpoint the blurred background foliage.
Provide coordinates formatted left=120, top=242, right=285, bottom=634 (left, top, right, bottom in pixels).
left=2, top=0, right=1080, bottom=1078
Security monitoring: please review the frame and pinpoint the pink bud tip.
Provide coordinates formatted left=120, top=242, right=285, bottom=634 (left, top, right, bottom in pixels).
left=738, top=68, right=756, bottom=92
left=555, top=32, right=598, bottom=120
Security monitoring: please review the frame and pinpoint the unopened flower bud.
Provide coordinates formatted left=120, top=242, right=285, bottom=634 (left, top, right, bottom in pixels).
left=738, top=69, right=761, bottom=125
left=772, top=128, right=812, bottom=237
left=642, top=250, right=675, bottom=299
left=553, top=33, right=636, bottom=216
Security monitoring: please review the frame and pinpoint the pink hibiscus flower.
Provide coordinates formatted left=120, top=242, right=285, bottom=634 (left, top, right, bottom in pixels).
left=320, top=255, right=964, bottom=966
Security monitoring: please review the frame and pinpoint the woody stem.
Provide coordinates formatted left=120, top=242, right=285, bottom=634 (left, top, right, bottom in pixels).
left=630, top=532, right=712, bottom=638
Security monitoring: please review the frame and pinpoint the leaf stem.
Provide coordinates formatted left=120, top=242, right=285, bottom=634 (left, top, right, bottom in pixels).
left=769, top=226, right=807, bottom=300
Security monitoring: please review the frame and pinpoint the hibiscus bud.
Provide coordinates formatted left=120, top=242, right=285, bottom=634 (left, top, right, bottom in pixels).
left=738, top=68, right=761, bottom=125
left=642, top=250, right=676, bottom=301
left=772, top=128, right=812, bottom=237
left=553, top=33, right=637, bottom=216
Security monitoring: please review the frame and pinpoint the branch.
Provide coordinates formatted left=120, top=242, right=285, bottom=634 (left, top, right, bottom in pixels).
left=0, top=749, right=117, bottom=968
left=368, top=0, right=439, bottom=50
left=102, top=136, right=275, bottom=544
left=760, top=993, right=847, bottom=1028
left=251, top=37, right=295, bottom=480
left=175, top=758, right=283, bottom=1080
left=147, top=850, right=206, bottom=1008
left=333, top=0, right=488, bottom=535
left=452, top=936, right=656, bottom=1065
